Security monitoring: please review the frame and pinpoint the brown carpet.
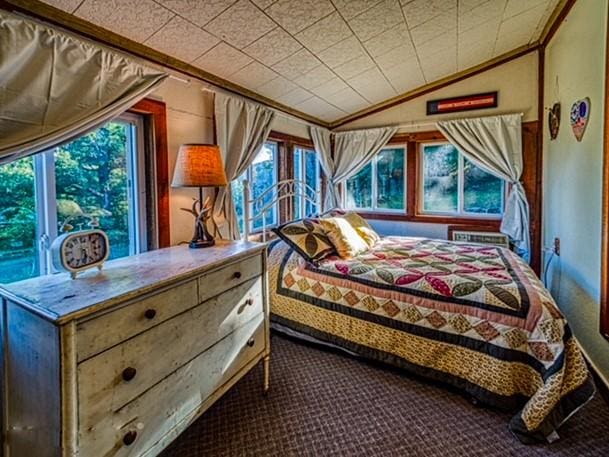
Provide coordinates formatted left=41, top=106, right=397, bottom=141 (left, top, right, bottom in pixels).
left=160, top=334, right=609, bottom=457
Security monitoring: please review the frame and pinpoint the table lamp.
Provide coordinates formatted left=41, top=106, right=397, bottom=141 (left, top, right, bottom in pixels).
left=172, top=144, right=228, bottom=248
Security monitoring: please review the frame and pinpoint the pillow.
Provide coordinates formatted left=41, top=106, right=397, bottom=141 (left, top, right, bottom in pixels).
left=342, top=212, right=380, bottom=247
left=273, top=218, right=336, bottom=264
left=319, top=216, right=369, bottom=259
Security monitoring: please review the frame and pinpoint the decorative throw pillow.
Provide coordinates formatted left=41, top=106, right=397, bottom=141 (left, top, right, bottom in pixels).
left=342, top=212, right=380, bottom=247
left=319, top=216, right=369, bottom=259
left=273, top=219, right=336, bottom=263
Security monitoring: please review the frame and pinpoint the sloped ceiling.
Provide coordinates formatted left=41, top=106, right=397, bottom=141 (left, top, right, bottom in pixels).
left=39, top=0, right=558, bottom=124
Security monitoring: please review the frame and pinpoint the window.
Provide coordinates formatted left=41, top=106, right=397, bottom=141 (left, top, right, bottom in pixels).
left=293, top=147, right=320, bottom=218
left=344, top=147, right=406, bottom=211
left=232, top=142, right=278, bottom=235
left=421, top=143, right=504, bottom=216
left=0, top=114, right=147, bottom=284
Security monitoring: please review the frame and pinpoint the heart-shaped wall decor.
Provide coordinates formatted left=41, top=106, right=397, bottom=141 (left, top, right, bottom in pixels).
left=570, top=97, right=591, bottom=142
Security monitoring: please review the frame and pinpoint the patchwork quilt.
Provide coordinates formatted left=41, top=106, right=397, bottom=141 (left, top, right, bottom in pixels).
left=268, top=236, right=594, bottom=444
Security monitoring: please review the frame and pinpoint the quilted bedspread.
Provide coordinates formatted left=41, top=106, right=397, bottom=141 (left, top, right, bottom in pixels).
left=268, top=236, right=595, bottom=444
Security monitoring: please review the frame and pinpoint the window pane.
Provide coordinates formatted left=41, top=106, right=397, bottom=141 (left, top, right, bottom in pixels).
left=251, top=142, right=277, bottom=231
left=231, top=171, right=247, bottom=236
left=54, top=121, right=133, bottom=260
left=0, top=157, right=40, bottom=283
left=293, top=148, right=302, bottom=219
left=422, top=144, right=458, bottom=213
left=346, top=163, right=372, bottom=209
left=304, top=150, right=318, bottom=216
left=376, top=148, right=404, bottom=210
left=463, top=158, right=504, bottom=214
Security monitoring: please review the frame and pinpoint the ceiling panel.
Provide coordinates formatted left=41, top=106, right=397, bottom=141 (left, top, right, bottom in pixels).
left=41, top=0, right=557, bottom=123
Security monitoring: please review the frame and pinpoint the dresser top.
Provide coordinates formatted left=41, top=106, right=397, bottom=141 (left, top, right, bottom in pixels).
left=0, top=241, right=265, bottom=324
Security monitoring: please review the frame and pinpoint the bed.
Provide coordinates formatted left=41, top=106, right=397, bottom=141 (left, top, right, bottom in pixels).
left=241, top=180, right=595, bottom=444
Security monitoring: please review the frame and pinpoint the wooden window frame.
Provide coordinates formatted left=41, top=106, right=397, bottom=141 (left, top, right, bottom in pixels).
left=128, top=98, right=170, bottom=249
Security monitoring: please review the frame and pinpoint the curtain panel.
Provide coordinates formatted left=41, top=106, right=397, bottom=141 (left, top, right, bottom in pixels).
left=213, top=92, right=275, bottom=240
left=310, top=126, right=398, bottom=211
left=437, top=114, right=530, bottom=261
left=0, top=10, right=167, bottom=165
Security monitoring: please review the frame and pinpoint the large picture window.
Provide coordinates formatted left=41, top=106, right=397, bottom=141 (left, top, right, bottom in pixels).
left=293, top=147, right=320, bottom=218
left=421, top=143, right=505, bottom=216
left=0, top=114, right=148, bottom=284
left=344, top=147, right=406, bottom=211
left=232, top=141, right=279, bottom=235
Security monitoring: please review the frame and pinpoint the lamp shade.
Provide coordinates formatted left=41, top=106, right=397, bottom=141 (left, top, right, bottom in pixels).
left=171, top=144, right=228, bottom=188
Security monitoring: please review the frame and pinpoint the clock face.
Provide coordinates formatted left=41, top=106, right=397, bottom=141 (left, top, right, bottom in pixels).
left=62, top=232, right=108, bottom=269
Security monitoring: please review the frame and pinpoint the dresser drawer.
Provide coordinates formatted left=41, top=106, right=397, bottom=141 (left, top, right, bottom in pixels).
left=78, top=276, right=263, bottom=430
left=78, top=315, right=265, bottom=457
left=199, top=254, right=262, bottom=303
left=76, top=279, right=198, bottom=361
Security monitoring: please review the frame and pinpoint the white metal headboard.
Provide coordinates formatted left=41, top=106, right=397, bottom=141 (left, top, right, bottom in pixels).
left=243, top=179, right=322, bottom=241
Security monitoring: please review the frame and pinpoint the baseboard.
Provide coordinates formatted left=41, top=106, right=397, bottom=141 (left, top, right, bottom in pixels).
left=575, top=338, right=609, bottom=406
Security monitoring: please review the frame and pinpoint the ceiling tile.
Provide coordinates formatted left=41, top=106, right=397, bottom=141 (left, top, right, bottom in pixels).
left=257, top=76, right=299, bottom=98
left=294, top=96, right=346, bottom=121
left=402, top=0, right=457, bottom=29
left=229, top=61, right=278, bottom=89
left=295, top=12, right=352, bottom=54
left=193, top=42, right=253, bottom=78
left=277, top=87, right=314, bottom=106
left=155, top=0, right=236, bottom=27
left=272, top=49, right=321, bottom=80
left=332, top=0, right=382, bottom=20
left=503, top=0, right=548, bottom=19
left=348, top=0, right=403, bottom=42
left=458, top=42, right=493, bottom=70
left=265, top=0, right=335, bottom=34
left=420, top=46, right=457, bottom=82
left=347, top=67, right=396, bottom=103
left=333, top=54, right=376, bottom=80
left=293, top=65, right=336, bottom=90
left=410, top=8, right=456, bottom=47
left=458, top=0, right=491, bottom=14
left=252, top=0, right=278, bottom=8
left=204, top=0, right=276, bottom=48
left=458, top=18, right=501, bottom=48
left=494, top=1, right=547, bottom=54
left=76, top=0, right=174, bottom=42
left=363, top=22, right=413, bottom=58
left=324, top=87, right=369, bottom=113
left=41, top=0, right=81, bottom=13
left=374, top=44, right=417, bottom=72
left=310, top=77, right=349, bottom=99
left=415, top=28, right=457, bottom=57
left=318, top=36, right=367, bottom=69
left=531, top=0, right=559, bottom=40
left=382, top=60, right=426, bottom=93
left=244, top=28, right=302, bottom=66
left=145, top=16, right=220, bottom=62
left=459, top=0, right=507, bottom=33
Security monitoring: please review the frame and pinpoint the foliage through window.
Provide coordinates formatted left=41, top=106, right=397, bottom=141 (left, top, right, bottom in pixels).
left=345, top=147, right=405, bottom=211
left=421, top=143, right=504, bottom=216
left=232, top=142, right=278, bottom=235
left=294, top=147, right=320, bottom=218
left=0, top=114, right=147, bottom=284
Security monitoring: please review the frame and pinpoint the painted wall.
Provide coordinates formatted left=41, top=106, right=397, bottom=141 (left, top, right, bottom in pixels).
left=337, top=52, right=539, bottom=133
left=543, top=0, right=609, bottom=382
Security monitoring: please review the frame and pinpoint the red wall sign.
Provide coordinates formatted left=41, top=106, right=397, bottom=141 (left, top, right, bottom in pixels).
left=427, top=92, right=498, bottom=115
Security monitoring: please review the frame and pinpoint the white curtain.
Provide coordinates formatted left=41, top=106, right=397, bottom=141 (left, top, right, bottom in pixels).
left=0, top=10, right=167, bottom=164
left=213, top=93, right=275, bottom=240
left=310, top=126, right=398, bottom=211
left=437, top=114, right=530, bottom=261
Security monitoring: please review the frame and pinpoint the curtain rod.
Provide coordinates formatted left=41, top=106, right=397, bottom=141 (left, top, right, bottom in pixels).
left=391, top=112, right=525, bottom=131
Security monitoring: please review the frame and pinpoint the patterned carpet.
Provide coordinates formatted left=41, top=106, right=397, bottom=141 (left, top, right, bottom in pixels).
left=160, top=334, right=609, bottom=457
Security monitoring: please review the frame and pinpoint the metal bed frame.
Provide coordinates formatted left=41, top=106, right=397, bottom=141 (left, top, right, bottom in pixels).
left=242, top=179, right=322, bottom=241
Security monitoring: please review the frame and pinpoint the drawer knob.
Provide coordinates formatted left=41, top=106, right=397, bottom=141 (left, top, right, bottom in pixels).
left=144, top=309, right=157, bottom=320
left=247, top=338, right=255, bottom=347
left=122, top=367, right=137, bottom=382
left=123, top=430, right=137, bottom=446
left=233, top=271, right=242, bottom=279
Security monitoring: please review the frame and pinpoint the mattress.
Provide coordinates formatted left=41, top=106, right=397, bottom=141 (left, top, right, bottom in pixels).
left=267, top=236, right=595, bottom=444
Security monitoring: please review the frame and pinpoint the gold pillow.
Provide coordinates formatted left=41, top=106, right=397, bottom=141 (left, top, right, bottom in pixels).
left=320, top=216, right=369, bottom=259
left=342, top=212, right=380, bottom=247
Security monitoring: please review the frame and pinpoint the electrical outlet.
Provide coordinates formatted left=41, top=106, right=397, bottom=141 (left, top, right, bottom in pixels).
left=553, top=237, right=560, bottom=256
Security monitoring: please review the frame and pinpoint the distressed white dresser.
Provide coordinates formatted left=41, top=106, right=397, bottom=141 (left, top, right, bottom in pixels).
left=0, top=241, right=270, bottom=457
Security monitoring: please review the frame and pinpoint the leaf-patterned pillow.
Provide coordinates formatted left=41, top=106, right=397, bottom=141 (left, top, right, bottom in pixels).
left=273, top=218, right=336, bottom=263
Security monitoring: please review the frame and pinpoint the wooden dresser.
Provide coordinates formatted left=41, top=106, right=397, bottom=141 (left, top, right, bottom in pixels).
left=0, top=241, right=270, bottom=457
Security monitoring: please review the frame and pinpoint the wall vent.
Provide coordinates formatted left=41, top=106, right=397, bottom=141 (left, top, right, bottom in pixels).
left=450, top=231, right=510, bottom=248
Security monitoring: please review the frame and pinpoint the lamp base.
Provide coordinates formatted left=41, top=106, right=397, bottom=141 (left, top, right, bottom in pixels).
left=189, top=238, right=215, bottom=249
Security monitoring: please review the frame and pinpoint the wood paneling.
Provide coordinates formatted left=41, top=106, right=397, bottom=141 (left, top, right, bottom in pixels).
left=129, top=98, right=170, bottom=248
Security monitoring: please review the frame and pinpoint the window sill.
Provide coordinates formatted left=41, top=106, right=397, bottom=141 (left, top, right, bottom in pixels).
left=355, top=211, right=503, bottom=227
